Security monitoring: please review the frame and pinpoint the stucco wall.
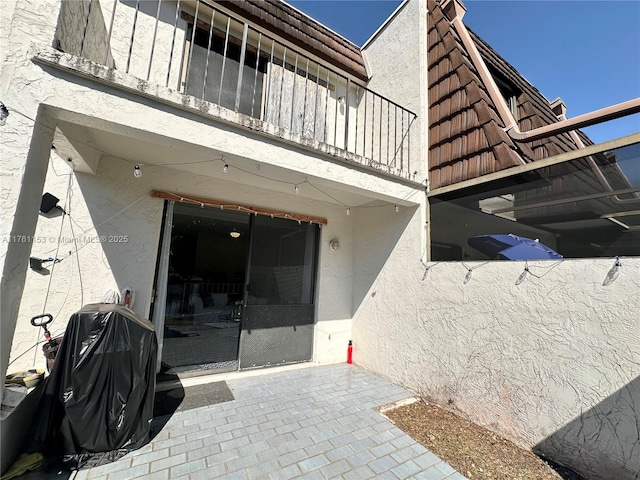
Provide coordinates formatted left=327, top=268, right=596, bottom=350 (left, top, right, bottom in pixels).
left=362, top=0, right=425, bottom=180
left=54, top=0, right=115, bottom=68
left=353, top=256, right=640, bottom=479
left=2, top=0, right=418, bottom=379
left=8, top=147, right=368, bottom=373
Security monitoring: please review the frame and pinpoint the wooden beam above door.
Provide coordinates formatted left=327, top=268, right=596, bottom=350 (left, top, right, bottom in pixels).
left=151, top=190, right=328, bottom=225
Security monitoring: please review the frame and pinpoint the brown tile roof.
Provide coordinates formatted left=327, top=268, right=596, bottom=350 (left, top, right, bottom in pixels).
left=428, top=0, right=585, bottom=189
left=219, top=0, right=368, bottom=81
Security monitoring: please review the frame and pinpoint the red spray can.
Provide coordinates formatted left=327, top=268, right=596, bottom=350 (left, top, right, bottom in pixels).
left=347, top=340, right=353, bottom=364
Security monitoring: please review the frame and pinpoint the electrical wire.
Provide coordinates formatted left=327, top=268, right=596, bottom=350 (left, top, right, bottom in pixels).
left=66, top=174, right=84, bottom=308
left=526, top=260, right=563, bottom=279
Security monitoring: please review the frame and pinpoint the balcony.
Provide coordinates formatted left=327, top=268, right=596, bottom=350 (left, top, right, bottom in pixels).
left=50, top=0, right=418, bottom=179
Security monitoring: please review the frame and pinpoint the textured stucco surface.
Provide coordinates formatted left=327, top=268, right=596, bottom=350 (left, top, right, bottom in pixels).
left=353, top=256, right=640, bottom=480
left=2, top=0, right=422, bottom=379
left=3, top=2, right=639, bottom=480
left=362, top=0, right=425, bottom=181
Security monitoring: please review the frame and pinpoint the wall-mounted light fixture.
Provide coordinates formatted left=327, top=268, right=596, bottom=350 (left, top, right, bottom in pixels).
left=29, top=257, right=56, bottom=271
left=40, top=193, right=61, bottom=214
left=230, top=229, right=240, bottom=239
left=329, top=239, right=340, bottom=251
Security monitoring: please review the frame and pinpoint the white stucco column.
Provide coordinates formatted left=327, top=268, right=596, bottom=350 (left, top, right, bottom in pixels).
left=0, top=107, right=56, bottom=393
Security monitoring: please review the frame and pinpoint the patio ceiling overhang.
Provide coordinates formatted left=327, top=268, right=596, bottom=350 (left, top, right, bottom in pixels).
left=47, top=107, right=419, bottom=210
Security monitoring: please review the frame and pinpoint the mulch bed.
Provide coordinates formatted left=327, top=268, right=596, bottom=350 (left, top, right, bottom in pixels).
left=385, top=400, right=577, bottom=480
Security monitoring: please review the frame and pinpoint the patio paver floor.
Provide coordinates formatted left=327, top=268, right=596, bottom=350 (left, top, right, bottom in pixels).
left=47, top=364, right=467, bottom=479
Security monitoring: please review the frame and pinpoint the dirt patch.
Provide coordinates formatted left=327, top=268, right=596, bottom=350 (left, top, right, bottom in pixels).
left=385, top=400, right=578, bottom=480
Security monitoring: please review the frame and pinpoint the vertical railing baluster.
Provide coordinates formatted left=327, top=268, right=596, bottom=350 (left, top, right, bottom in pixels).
left=234, top=23, right=249, bottom=112
left=302, top=58, right=310, bottom=137
left=103, top=0, right=118, bottom=65
left=344, top=78, right=350, bottom=151
left=408, top=115, right=411, bottom=174
left=147, top=0, right=163, bottom=81
left=184, top=1, right=200, bottom=91
left=370, top=91, right=375, bottom=160
left=313, top=62, right=320, bottom=141
left=290, top=52, right=299, bottom=130
left=264, top=40, right=275, bottom=119
left=386, top=100, right=390, bottom=166
left=167, top=0, right=181, bottom=88
left=277, top=46, right=287, bottom=127
left=363, top=89, right=368, bottom=160
left=202, top=8, right=215, bottom=99
left=394, top=104, right=398, bottom=166
left=217, top=16, right=231, bottom=105
left=251, top=32, right=262, bottom=118
left=125, top=0, right=140, bottom=74
left=378, top=97, right=383, bottom=163
left=78, top=0, right=94, bottom=58
left=401, top=111, right=404, bottom=170
left=324, top=69, right=330, bottom=143
left=354, top=86, right=359, bottom=155
left=333, top=73, right=339, bottom=147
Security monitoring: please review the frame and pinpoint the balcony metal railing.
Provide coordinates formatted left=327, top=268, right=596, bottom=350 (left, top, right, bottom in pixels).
left=56, top=0, right=417, bottom=175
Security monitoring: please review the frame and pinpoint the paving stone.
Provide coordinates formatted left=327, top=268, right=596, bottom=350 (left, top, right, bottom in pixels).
left=269, top=463, right=302, bottom=480
left=151, top=434, right=187, bottom=450
left=414, top=451, right=442, bottom=470
left=72, top=365, right=464, bottom=480
left=225, top=453, right=261, bottom=473
left=188, top=463, right=227, bottom=479
left=325, top=444, right=355, bottom=462
left=346, top=448, right=377, bottom=468
left=296, top=470, right=325, bottom=480
left=278, top=448, right=309, bottom=467
left=130, top=448, right=169, bottom=466
left=244, top=458, right=281, bottom=478
left=370, top=441, right=398, bottom=458
left=83, top=458, right=132, bottom=478
left=106, top=464, right=149, bottom=480
left=149, top=452, right=187, bottom=473
left=298, top=453, right=330, bottom=473
left=369, top=454, right=399, bottom=475
left=303, top=439, right=333, bottom=457
left=391, top=446, right=419, bottom=464
left=187, top=442, right=222, bottom=461
left=318, top=458, right=352, bottom=478
left=205, top=448, right=241, bottom=466
left=436, top=461, right=458, bottom=476
left=341, top=464, right=376, bottom=479
left=169, top=458, right=206, bottom=477
left=414, top=465, right=450, bottom=480
left=391, top=459, right=423, bottom=479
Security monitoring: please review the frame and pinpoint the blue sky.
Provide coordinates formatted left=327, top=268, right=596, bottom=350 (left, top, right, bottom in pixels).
left=287, top=0, right=640, bottom=143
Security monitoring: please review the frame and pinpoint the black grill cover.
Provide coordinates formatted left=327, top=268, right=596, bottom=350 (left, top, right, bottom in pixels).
left=33, top=303, right=157, bottom=455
